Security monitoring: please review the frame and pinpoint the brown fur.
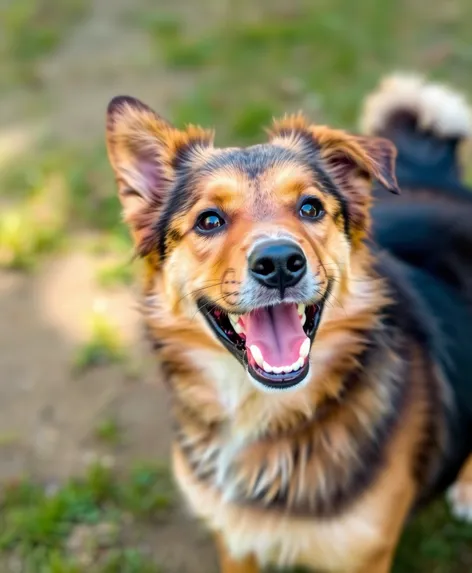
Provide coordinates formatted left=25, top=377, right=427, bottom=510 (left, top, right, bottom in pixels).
left=105, top=97, right=464, bottom=572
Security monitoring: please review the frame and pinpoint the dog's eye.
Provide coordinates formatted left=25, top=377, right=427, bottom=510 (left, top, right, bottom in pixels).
left=299, top=198, right=324, bottom=220
left=195, top=210, right=226, bottom=234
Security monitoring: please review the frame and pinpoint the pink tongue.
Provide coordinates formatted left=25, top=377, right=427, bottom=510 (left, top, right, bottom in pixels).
left=242, top=304, right=306, bottom=367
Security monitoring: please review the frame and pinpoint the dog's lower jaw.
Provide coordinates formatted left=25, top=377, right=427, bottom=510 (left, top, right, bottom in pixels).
left=247, top=364, right=312, bottom=395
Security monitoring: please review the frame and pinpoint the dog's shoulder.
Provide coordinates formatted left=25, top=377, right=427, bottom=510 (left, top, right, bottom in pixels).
left=374, top=245, right=472, bottom=500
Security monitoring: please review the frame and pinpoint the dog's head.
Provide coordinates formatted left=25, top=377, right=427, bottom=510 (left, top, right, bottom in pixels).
left=106, top=98, right=398, bottom=394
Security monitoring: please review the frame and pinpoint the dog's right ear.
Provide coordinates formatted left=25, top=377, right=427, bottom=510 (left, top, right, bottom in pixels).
left=106, top=96, right=214, bottom=231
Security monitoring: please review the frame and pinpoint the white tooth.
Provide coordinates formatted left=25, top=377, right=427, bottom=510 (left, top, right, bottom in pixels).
left=249, top=345, right=264, bottom=368
left=299, top=313, right=306, bottom=326
left=297, top=357, right=305, bottom=369
left=272, top=366, right=283, bottom=374
left=228, top=314, right=239, bottom=330
left=229, top=314, right=245, bottom=334
left=263, top=361, right=273, bottom=373
left=234, top=322, right=244, bottom=334
left=299, top=338, right=310, bottom=358
left=297, top=304, right=306, bottom=316
left=291, top=359, right=300, bottom=372
left=283, top=365, right=293, bottom=373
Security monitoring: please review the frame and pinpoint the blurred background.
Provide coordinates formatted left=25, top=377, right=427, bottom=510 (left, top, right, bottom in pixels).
left=1, top=0, right=472, bottom=571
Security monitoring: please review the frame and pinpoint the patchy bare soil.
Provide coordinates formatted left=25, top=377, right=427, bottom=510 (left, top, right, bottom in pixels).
left=0, top=0, right=218, bottom=570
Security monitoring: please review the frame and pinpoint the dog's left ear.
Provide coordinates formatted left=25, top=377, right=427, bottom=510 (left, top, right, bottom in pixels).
left=309, top=126, right=399, bottom=195
left=269, top=117, right=399, bottom=242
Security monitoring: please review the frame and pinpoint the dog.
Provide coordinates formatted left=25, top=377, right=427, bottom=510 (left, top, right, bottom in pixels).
left=105, top=73, right=472, bottom=572
left=363, top=75, right=472, bottom=306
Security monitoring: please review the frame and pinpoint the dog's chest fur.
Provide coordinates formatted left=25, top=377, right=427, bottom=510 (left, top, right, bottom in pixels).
left=173, top=426, right=411, bottom=571
left=171, top=346, right=413, bottom=570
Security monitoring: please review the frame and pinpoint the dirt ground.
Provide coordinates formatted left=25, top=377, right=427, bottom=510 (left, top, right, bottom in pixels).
left=0, top=0, right=218, bottom=570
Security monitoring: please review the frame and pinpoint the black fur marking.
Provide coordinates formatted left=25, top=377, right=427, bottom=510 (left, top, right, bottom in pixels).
left=107, top=95, right=157, bottom=118
left=308, top=159, right=351, bottom=237
left=200, top=144, right=301, bottom=179
left=156, top=169, right=197, bottom=259
left=166, top=228, right=182, bottom=246
left=372, top=200, right=472, bottom=299
left=158, top=138, right=214, bottom=258
left=374, top=247, right=472, bottom=503
left=172, top=139, right=209, bottom=171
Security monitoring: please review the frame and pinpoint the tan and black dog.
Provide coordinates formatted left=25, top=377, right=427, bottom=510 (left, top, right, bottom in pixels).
left=105, top=73, right=472, bottom=573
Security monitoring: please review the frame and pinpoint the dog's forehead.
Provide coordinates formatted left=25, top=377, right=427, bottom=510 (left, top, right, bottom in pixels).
left=201, top=144, right=306, bottom=180
left=198, top=144, right=312, bottom=203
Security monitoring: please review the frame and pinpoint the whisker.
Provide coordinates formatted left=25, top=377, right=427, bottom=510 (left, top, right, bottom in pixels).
left=313, top=281, right=346, bottom=316
left=319, top=260, right=346, bottom=312
left=191, top=292, right=240, bottom=322
left=314, top=288, right=338, bottom=312
left=177, top=281, right=226, bottom=303
left=178, top=275, right=243, bottom=304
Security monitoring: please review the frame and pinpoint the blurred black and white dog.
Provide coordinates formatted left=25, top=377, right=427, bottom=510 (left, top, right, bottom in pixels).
left=362, top=74, right=472, bottom=520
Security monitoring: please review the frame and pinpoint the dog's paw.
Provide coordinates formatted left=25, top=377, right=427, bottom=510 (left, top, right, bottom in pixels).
left=447, top=482, right=472, bottom=522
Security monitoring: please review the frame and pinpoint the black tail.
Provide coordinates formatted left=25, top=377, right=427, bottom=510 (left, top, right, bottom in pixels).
left=364, top=74, right=472, bottom=298
left=360, top=73, right=472, bottom=201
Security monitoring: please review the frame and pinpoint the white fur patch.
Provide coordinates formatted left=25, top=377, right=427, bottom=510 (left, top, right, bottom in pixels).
left=447, top=482, right=472, bottom=523
left=360, top=72, right=472, bottom=138
left=186, top=349, right=251, bottom=413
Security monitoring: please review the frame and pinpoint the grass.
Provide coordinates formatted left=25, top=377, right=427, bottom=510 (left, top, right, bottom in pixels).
left=393, top=501, right=472, bottom=573
left=1, top=463, right=471, bottom=573
left=0, top=143, right=131, bottom=270
left=0, top=169, right=69, bottom=269
left=94, top=417, right=122, bottom=447
left=96, top=260, right=135, bottom=289
left=0, top=0, right=89, bottom=89
left=139, top=1, right=472, bottom=146
left=0, top=462, right=172, bottom=572
left=73, top=312, right=125, bottom=373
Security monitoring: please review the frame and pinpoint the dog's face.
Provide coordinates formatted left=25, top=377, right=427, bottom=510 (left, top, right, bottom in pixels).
left=106, top=98, right=398, bottom=394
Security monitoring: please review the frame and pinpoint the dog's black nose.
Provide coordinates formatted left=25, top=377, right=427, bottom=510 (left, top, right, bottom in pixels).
left=248, top=240, right=307, bottom=294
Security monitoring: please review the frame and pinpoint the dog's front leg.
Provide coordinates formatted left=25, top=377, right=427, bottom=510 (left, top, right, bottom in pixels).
left=214, top=533, right=260, bottom=573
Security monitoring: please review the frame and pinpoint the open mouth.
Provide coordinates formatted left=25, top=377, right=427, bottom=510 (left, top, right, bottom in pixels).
left=200, top=301, right=323, bottom=390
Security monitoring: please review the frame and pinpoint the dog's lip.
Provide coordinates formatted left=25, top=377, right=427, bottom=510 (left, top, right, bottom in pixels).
left=199, top=296, right=326, bottom=390
left=248, top=356, right=310, bottom=388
